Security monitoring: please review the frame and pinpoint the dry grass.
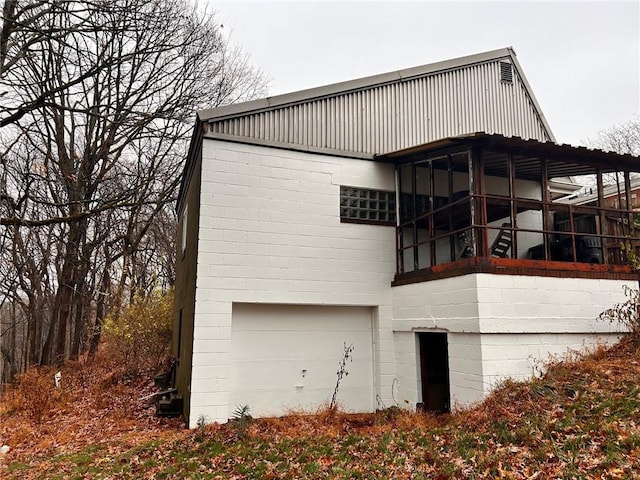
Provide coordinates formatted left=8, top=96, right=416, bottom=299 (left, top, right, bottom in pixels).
left=1, top=338, right=640, bottom=479
left=0, top=350, right=183, bottom=463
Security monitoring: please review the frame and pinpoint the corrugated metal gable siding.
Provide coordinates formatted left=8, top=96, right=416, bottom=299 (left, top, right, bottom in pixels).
left=209, top=60, right=550, bottom=154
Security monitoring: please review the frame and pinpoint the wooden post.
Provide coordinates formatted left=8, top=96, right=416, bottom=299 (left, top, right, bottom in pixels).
left=508, top=152, right=517, bottom=258
left=597, top=169, right=608, bottom=263
left=412, top=163, right=419, bottom=271
left=429, top=160, right=436, bottom=266
left=541, top=158, right=551, bottom=260
left=470, top=147, right=486, bottom=257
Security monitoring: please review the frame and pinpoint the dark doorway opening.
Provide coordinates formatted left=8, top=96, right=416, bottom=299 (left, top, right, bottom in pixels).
left=418, top=332, right=450, bottom=412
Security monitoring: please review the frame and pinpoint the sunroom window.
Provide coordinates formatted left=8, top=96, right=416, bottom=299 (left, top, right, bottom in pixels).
left=384, top=135, right=640, bottom=282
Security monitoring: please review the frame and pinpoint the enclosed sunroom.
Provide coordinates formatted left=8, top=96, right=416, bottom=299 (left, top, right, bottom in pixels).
left=381, top=133, right=640, bottom=284
left=385, top=133, right=640, bottom=410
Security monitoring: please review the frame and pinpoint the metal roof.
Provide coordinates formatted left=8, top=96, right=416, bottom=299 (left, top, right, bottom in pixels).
left=377, top=133, right=640, bottom=180
left=559, top=175, right=640, bottom=205
left=197, top=47, right=556, bottom=155
left=199, top=48, right=542, bottom=121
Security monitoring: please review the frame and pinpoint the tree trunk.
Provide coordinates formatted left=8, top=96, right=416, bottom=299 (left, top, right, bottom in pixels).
left=70, top=243, right=92, bottom=360
left=69, top=292, right=85, bottom=361
left=27, top=303, right=39, bottom=366
left=42, top=219, right=84, bottom=366
left=88, top=267, right=110, bottom=360
left=0, top=300, right=18, bottom=386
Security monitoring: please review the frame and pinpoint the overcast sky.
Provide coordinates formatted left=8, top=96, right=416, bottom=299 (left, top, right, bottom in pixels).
left=214, top=1, right=639, bottom=147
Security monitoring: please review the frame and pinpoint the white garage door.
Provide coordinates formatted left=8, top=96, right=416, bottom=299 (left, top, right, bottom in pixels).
left=230, top=304, right=375, bottom=418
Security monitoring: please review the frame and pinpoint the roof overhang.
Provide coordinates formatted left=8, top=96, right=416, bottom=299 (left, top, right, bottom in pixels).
left=376, top=133, right=640, bottom=179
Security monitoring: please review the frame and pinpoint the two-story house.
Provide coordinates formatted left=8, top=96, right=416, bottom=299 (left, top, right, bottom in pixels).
left=173, top=48, right=638, bottom=427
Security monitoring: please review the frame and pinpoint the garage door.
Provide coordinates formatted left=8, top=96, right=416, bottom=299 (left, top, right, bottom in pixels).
left=230, top=304, right=375, bottom=418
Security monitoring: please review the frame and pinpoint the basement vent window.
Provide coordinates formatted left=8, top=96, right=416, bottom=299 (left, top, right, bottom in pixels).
left=340, top=186, right=396, bottom=225
left=500, top=62, right=513, bottom=84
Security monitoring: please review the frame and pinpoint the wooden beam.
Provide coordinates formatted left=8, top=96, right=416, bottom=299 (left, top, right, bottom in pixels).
left=392, top=256, right=637, bottom=286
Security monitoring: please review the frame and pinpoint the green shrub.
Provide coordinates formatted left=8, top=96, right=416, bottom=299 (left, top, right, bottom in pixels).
left=102, top=289, right=174, bottom=377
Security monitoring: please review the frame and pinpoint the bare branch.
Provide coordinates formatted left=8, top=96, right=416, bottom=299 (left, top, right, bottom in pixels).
left=0, top=0, right=267, bottom=369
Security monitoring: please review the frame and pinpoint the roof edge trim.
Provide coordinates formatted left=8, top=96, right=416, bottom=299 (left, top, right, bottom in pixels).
left=508, top=53, right=556, bottom=143
left=376, top=132, right=640, bottom=167
left=203, top=132, right=377, bottom=161
left=176, top=119, right=203, bottom=214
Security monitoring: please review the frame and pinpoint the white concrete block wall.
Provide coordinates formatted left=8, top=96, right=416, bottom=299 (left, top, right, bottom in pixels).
left=393, top=330, right=485, bottom=410
left=391, top=276, right=482, bottom=409
left=448, top=333, right=484, bottom=407
left=474, top=274, right=632, bottom=400
left=390, top=273, right=634, bottom=412
left=476, top=274, right=634, bottom=333
left=392, top=331, right=419, bottom=407
left=191, top=140, right=398, bottom=426
left=479, top=332, right=622, bottom=394
left=197, top=144, right=396, bottom=305
left=391, top=275, right=481, bottom=332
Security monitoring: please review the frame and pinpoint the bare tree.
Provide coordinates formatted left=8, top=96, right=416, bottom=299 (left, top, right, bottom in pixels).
left=0, top=0, right=267, bottom=370
left=587, top=116, right=640, bottom=157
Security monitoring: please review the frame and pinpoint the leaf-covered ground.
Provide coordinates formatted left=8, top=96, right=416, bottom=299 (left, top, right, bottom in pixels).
left=1, top=339, right=640, bottom=479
